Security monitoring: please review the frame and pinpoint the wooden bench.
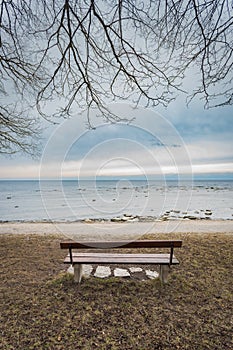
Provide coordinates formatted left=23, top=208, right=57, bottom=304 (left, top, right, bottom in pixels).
left=60, top=240, right=182, bottom=284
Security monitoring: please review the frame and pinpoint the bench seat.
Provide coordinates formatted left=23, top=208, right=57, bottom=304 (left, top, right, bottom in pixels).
left=64, top=252, right=180, bottom=265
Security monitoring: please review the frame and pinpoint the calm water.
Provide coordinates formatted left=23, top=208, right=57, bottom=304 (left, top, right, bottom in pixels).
left=0, top=180, right=232, bottom=222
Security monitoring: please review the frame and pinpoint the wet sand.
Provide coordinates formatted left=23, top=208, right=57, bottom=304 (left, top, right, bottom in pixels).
left=0, top=220, right=232, bottom=241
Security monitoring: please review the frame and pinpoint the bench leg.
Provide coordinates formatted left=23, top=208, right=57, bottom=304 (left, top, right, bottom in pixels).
left=159, top=265, right=169, bottom=283
left=74, top=264, right=83, bottom=283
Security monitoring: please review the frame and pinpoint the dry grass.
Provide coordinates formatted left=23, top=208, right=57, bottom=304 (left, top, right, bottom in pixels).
left=0, top=232, right=233, bottom=350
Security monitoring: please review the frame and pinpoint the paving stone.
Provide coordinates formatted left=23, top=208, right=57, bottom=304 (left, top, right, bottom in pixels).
left=83, top=265, right=93, bottom=277
left=67, top=264, right=74, bottom=274
left=129, top=267, right=143, bottom=273
left=114, top=268, right=130, bottom=278
left=67, top=264, right=93, bottom=277
left=94, top=266, right=111, bottom=278
left=145, top=270, right=159, bottom=279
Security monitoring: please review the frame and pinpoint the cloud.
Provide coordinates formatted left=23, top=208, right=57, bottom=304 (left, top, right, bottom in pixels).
left=187, top=138, right=233, bottom=164
left=0, top=103, right=232, bottom=179
left=38, top=138, right=233, bottom=178
left=0, top=164, right=40, bottom=179
left=1, top=124, right=233, bottom=179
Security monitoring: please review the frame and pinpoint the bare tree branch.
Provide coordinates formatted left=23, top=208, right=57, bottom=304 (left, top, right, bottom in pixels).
left=0, top=104, right=41, bottom=155
left=0, top=0, right=232, bottom=153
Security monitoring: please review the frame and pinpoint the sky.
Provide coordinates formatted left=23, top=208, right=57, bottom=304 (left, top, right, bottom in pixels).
left=0, top=1, right=232, bottom=182
left=0, top=95, right=232, bottom=180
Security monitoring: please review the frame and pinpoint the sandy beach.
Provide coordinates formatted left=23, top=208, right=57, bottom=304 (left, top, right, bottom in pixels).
left=1, top=220, right=232, bottom=241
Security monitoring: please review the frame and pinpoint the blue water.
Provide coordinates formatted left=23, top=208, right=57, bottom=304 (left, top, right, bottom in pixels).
left=0, top=180, right=232, bottom=222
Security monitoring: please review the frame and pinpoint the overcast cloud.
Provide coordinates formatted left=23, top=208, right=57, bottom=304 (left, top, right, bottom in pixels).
left=0, top=97, right=232, bottom=180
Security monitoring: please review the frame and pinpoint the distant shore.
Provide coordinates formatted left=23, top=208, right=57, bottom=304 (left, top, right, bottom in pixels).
left=0, top=220, right=232, bottom=240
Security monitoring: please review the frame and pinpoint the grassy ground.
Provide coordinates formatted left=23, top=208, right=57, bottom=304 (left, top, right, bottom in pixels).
left=0, top=232, right=232, bottom=350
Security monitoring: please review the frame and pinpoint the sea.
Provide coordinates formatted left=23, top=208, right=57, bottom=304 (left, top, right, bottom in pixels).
left=0, top=179, right=232, bottom=222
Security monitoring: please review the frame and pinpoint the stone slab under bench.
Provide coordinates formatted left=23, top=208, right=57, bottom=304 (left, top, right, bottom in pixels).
left=67, top=264, right=159, bottom=280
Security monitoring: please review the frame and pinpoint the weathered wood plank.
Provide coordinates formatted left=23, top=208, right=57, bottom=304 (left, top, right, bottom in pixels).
left=60, top=240, right=182, bottom=249
left=64, top=252, right=179, bottom=265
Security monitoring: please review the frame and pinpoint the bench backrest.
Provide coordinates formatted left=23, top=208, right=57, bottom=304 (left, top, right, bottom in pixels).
left=60, top=240, right=182, bottom=266
left=60, top=240, right=182, bottom=249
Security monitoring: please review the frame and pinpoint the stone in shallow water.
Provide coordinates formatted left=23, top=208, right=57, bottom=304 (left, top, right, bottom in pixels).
left=145, top=270, right=159, bottom=279
left=114, top=268, right=130, bottom=278
left=94, top=266, right=111, bottom=278
left=129, top=267, right=143, bottom=273
left=84, top=218, right=93, bottom=223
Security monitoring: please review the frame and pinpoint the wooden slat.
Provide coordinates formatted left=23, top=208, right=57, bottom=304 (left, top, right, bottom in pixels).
left=60, top=240, right=182, bottom=249
left=71, top=253, right=174, bottom=258
left=64, top=253, right=179, bottom=265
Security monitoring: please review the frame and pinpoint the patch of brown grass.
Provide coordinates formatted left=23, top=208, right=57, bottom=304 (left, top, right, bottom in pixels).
left=0, top=233, right=232, bottom=349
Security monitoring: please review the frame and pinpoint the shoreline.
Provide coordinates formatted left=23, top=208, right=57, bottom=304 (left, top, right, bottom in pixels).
left=0, top=220, right=232, bottom=239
